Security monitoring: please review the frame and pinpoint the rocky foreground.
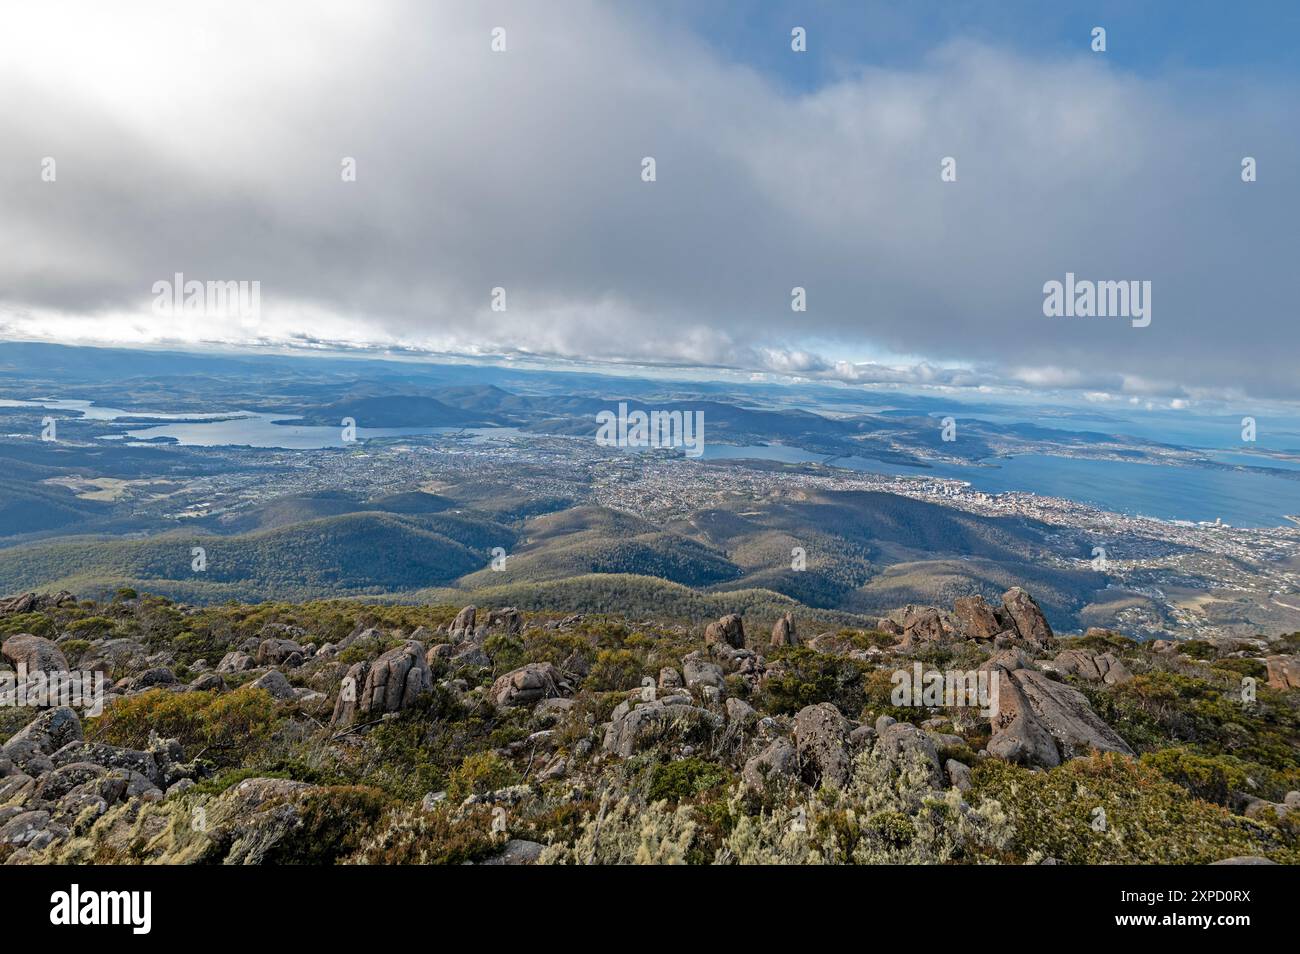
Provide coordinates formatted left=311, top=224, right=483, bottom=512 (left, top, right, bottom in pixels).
left=1, top=588, right=1298, bottom=864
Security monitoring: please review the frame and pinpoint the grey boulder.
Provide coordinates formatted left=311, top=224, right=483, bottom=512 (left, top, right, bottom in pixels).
left=793, top=703, right=853, bottom=789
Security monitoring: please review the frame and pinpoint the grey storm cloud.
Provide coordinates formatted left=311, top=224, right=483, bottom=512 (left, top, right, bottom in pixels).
left=0, top=0, right=1295, bottom=401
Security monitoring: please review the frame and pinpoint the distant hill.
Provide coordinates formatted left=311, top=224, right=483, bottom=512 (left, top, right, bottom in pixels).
left=846, top=557, right=1100, bottom=623
left=0, top=485, right=1104, bottom=629
left=367, top=490, right=457, bottom=514
left=429, top=384, right=536, bottom=415
left=0, top=478, right=112, bottom=537
left=291, top=394, right=510, bottom=427
left=654, top=489, right=1097, bottom=622
left=414, top=572, right=867, bottom=627
left=207, top=489, right=455, bottom=533
left=455, top=505, right=741, bottom=589
left=0, top=511, right=514, bottom=602
left=207, top=491, right=368, bottom=534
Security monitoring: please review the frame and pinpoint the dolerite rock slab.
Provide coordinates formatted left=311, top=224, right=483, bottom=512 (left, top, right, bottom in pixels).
left=793, top=703, right=852, bottom=789
left=361, top=642, right=433, bottom=714
left=448, top=605, right=477, bottom=641
left=331, top=661, right=369, bottom=726
left=682, top=655, right=724, bottom=690
left=126, top=667, right=176, bottom=690
left=485, top=607, right=523, bottom=635
left=1, top=634, right=69, bottom=673
left=50, top=742, right=161, bottom=784
left=451, top=643, right=491, bottom=668
left=217, top=651, right=257, bottom=673
left=770, top=613, right=797, bottom=647
left=742, top=738, right=798, bottom=792
left=704, top=614, right=745, bottom=649
left=0, top=773, right=36, bottom=803
left=602, top=700, right=722, bottom=758
left=249, top=669, right=296, bottom=701
left=0, top=593, right=39, bottom=616
left=877, top=721, right=943, bottom=788
left=257, top=637, right=305, bottom=666
left=1049, top=650, right=1133, bottom=685
left=998, top=587, right=1053, bottom=646
left=978, top=646, right=1035, bottom=673
left=330, top=641, right=432, bottom=726
left=34, top=762, right=109, bottom=802
left=946, top=759, right=973, bottom=792
left=491, top=662, right=568, bottom=708
left=2, top=741, right=52, bottom=777
left=0, top=592, right=73, bottom=617
left=6, top=707, right=83, bottom=755
left=987, top=667, right=1132, bottom=767
left=0, top=809, right=50, bottom=846
left=1265, top=655, right=1300, bottom=690
left=898, top=606, right=949, bottom=647
left=1210, top=856, right=1278, bottom=865
left=953, top=596, right=1001, bottom=639
left=190, top=673, right=227, bottom=692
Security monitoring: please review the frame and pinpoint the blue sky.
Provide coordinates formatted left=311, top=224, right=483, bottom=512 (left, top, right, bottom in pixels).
left=669, top=1, right=1300, bottom=89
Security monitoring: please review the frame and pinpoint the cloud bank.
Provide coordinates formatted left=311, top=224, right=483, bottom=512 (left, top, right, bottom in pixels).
left=1, top=0, right=1295, bottom=402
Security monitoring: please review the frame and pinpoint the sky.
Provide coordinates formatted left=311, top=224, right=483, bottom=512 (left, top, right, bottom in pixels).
left=1, top=1, right=1296, bottom=407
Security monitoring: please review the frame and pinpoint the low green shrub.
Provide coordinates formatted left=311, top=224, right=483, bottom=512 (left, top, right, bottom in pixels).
left=89, top=686, right=278, bottom=765
left=585, top=648, right=642, bottom=692
left=972, top=753, right=1298, bottom=864
left=446, top=751, right=520, bottom=803
left=648, top=757, right=730, bottom=802
left=261, top=786, right=392, bottom=864
left=759, top=646, right=866, bottom=717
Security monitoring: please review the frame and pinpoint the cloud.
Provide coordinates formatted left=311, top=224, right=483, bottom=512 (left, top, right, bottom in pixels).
left=1, top=0, right=1295, bottom=402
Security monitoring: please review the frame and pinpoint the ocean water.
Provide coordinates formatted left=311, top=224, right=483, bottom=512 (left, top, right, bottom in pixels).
left=0, top=398, right=230, bottom=422
left=702, top=444, right=1300, bottom=528
left=1206, top=450, right=1300, bottom=472
left=943, top=408, right=1300, bottom=451
left=1, top=399, right=479, bottom=448
left=118, top=413, right=450, bottom=448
